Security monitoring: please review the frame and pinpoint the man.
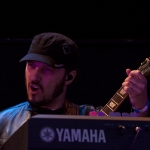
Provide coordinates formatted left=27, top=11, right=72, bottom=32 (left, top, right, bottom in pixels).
left=0, top=32, right=149, bottom=146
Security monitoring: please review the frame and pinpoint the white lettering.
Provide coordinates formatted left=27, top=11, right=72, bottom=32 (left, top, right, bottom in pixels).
left=82, top=129, right=89, bottom=142
left=56, top=128, right=63, bottom=141
left=56, top=128, right=106, bottom=143
left=90, top=129, right=97, bottom=142
left=98, top=130, right=106, bottom=143
left=63, top=129, right=71, bottom=142
left=71, top=129, right=81, bottom=142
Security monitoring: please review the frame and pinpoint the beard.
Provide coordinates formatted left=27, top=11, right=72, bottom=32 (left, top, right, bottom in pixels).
left=26, top=75, right=66, bottom=109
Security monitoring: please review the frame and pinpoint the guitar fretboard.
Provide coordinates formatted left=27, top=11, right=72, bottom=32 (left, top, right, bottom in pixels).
left=100, top=86, right=128, bottom=116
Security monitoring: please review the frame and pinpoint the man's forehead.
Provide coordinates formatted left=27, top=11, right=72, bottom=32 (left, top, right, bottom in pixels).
left=26, top=60, right=52, bottom=67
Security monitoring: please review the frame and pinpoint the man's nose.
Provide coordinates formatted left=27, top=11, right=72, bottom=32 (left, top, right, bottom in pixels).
left=30, top=67, right=41, bottom=81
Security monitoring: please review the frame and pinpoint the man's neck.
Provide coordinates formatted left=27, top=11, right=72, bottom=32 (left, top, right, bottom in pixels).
left=41, top=97, right=66, bottom=110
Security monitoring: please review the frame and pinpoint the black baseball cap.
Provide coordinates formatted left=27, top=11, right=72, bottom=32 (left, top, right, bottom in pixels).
left=20, top=32, right=79, bottom=71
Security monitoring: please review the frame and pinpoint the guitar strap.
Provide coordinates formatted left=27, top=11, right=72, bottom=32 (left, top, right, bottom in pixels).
left=63, top=100, right=79, bottom=115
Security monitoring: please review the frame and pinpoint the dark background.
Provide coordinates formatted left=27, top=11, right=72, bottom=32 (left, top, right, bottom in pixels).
left=0, top=1, right=150, bottom=113
left=0, top=1, right=150, bottom=39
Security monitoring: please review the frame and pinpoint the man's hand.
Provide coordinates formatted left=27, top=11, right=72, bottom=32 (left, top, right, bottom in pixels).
left=122, top=69, right=148, bottom=116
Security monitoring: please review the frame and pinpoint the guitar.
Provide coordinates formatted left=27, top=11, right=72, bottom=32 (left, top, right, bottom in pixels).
left=100, top=57, right=150, bottom=116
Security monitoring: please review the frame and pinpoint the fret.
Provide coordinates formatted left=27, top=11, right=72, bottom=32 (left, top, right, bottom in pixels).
left=100, top=110, right=108, bottom=116
left=111, top=99, right=118, bottom=105
left=119, top=88, right=126, bottom=96
left=101, top=106, right=112, bottom=116
left=106, top=104, right=113, bottom=111
left=111, top=94, right=123, bottom=104
left=116, top=92, right=123, bottom=99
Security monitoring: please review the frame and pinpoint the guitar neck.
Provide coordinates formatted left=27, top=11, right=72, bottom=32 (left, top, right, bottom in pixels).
left=100, top=86, right=128, bottom=116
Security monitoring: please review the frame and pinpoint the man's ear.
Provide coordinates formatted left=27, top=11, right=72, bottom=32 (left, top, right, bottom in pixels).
left=65, top=70, right=77, bottom=85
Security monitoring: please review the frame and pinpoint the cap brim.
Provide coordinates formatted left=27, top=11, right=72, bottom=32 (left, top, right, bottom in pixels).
left=19, top=53, right=56, bottom=66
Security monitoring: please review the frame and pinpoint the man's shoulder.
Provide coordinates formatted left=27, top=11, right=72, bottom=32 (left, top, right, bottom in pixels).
left=0, top=101, right=31, bottom=127
left=0, top=101, right=30, bottom=115
left=0, top=101, right=31, bottom=146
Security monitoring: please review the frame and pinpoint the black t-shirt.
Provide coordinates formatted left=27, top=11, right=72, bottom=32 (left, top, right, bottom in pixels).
left=32, top=107, right=63, bottom=115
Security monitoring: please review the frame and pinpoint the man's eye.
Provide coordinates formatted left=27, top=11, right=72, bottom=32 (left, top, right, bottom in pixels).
left=28, top=62, right=34, bottom=68
left=44, top=67, right=53, bottom=73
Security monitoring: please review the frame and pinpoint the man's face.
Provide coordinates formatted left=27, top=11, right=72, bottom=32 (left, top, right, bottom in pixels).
left=25, top=60, right=67, bottom=107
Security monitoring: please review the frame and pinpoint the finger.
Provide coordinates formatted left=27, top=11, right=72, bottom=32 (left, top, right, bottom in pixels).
left=123, top=85, right=140, bottom=97
left=123, top=80, right=144, bottom=95
left=124, top=76, right=146, bottom=90
left=126, top=69, right=131, bottom=76
left=128, top=70, right=144, bottom=79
